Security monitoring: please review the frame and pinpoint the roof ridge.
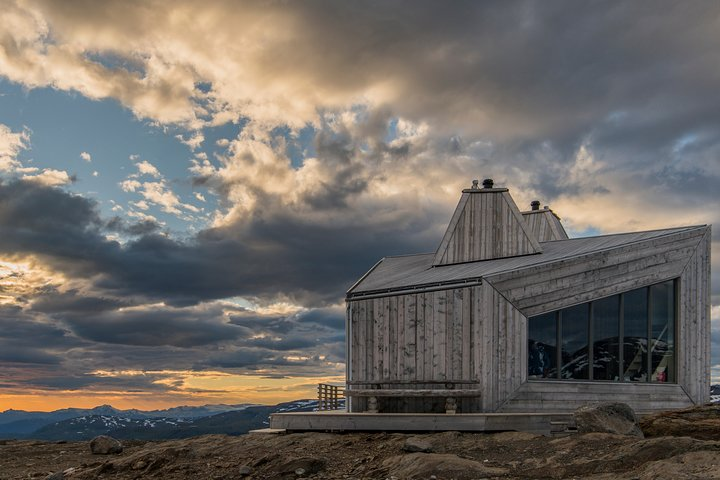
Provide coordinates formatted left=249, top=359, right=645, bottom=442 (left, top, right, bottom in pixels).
left=540, top=224, right=706, bottom=244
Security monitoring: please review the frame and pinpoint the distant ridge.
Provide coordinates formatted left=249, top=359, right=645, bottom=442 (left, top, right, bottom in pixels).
left=0, top=403, right=256, bottom=437
left=0, top=399, right=331, bottom=440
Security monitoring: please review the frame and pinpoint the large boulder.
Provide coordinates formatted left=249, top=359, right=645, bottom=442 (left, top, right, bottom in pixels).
left=574, top=402, right=644, bottom=437
left=90, top=435, right=124, bottom=454
left=402, top=436, right=434, bottom=453
left=640, top=404, right=720, bottom=440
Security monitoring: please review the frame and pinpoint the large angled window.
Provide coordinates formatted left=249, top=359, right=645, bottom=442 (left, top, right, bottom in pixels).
left=528, top=279, right=677, bottom=383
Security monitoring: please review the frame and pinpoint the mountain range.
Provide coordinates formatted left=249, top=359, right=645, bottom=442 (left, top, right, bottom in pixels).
left=2, top=386, right=716, bottom=441
left=0, top=400, right=325, bottom=440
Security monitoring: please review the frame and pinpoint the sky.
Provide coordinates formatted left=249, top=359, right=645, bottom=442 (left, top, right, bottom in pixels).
left=0, top=0, right=718, bottom=411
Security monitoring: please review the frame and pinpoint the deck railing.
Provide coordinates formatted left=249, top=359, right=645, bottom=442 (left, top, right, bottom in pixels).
left=317, top=383, right=345, bottom=410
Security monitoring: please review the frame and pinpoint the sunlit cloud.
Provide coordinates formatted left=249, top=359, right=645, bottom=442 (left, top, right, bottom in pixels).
left=22, top=168, right=73, bottom=186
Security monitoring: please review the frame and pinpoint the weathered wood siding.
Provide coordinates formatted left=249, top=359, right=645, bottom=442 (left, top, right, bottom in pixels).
left=499, top=382, right=693, bottom=414
left=522, top=210, right=569, bottom=242
left=486, top=225, right=710, bottom=411
left=347, top=282, right=527, bottom=412
left=485, top=227, right=707, bottom=317
left=677, top=227, right=712, bottom=404
left=433, top=190, right=541, bottom=266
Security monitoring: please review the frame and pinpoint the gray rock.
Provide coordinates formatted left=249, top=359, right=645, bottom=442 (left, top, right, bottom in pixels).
left=403, top=436, right=434, bottom=453
left=238, top=465, right=253, bottom=476
left=45, top=472, right=63, bottom=480
left=275, top=457, right=326, bottom=476
left=383, top=453, right=507, bottom=478
left=89, top=435, right=124, bottom=454
left=574, top=402, right=644, bottom=437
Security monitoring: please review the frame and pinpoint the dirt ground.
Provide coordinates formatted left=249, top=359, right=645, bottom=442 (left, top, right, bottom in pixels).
left=1, top=406, right=719, bottom=480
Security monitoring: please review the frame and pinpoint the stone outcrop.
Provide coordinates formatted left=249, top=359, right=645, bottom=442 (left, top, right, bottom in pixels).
left=640, top=404, right=720, bottom=440
left=402, top=436, right=434, bottom=453
left=574, top=402, right=644, bottom=437
left=89, top=435, right=123, bottom=454
left=382, top=452, right=508, bottom=479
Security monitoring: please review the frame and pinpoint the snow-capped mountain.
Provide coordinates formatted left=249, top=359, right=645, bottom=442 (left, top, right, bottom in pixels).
left=0, top=403, right=255, bottom=437
left=0, top=399, right=342, bottom=440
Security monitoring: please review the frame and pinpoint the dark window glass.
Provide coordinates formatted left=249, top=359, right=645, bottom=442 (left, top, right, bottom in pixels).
left=528, top=312, right=556, bottom=378
left=560, top=304, right=589, bottom=380
left=528, top=281, right=676, bottom=384
left=592, top=295, right=620, bottom=381
left=623, top=287, right=648, bottom=382
left=650, top=281, right=675, bottom=382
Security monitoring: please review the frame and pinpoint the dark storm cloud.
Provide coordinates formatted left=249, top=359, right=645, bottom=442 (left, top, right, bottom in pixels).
left=61, top=307, right=243, bottom=348
left=106, top=217, right=162, bottom=236
left=0, top=180, right=437, bottom=306
left=25, top=372, right=180, bottom=392
left=294, top=307, right=345, bottom=331
left=31, top=290, right=128, bottom=314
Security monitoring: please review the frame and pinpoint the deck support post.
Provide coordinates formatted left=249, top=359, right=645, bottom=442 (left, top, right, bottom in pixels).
left=445, top=397, right=457, bottom=414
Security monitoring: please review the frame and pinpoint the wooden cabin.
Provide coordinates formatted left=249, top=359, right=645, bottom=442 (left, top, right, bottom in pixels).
left=345, top=179, right=711, bottom=415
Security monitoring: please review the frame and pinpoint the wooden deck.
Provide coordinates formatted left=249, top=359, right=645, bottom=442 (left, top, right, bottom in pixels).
left=270, top=411, right=575, bottom=436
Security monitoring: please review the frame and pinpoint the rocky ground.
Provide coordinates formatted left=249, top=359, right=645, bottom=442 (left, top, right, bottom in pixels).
left=1, top=405, right=718, bottom=480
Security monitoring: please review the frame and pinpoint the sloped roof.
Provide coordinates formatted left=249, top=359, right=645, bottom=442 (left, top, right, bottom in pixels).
left=347, top=225, right=705, bottom=297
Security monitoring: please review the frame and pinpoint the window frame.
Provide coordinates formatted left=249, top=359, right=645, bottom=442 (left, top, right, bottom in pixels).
left=527, top=278, right=679, bottom=383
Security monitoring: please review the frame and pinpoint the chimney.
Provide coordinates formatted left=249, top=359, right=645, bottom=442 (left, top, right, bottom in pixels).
left=433, top=180, right=542, bottom=265
left=521, top=201, right=569, bottom=242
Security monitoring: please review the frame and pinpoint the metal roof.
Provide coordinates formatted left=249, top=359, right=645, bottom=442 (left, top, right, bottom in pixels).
left=347, top=225, right=705, bottom=297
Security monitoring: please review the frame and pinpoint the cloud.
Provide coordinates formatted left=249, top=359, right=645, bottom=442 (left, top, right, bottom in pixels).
left=0, top=123, right=31, bottom=172
left=1, top=1, right=717, bottom=142
left=80, top=151, right=91, bottom=162
left=176, top=131, right=204, bottom=151
left=1, top=1, right=719, bottom=400
left=22, top=168, right=74, bottom=186
left=136, top=160, right=161, bottom=178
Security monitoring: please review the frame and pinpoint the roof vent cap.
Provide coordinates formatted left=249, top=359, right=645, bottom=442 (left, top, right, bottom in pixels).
left=482, top=178, right=494, bottom=189
left=530, top=200, right=540, bottom=211
left=471, top=179, right=479, bottom=189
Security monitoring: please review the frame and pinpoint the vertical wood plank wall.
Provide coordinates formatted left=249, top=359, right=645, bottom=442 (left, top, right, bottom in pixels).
left=347, top=283, right=527, bottom=413
left=522, top=210, right=569, bottom=242
left=677, top=229, right=712, bottom=404
left=434, top=191, right=541, bottom=266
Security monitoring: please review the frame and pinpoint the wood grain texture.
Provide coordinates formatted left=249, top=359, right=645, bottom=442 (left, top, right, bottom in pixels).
left=499, top=381, right=693, bottom=414
left=522, top=210, right=569, bottom=242
left=486, top=228, right=707, bottom=317
left=346, top=282, right=527, bottom=413
left=433, top=191, right=542, bottom=266
left=677, top=227, right=712, bottom=404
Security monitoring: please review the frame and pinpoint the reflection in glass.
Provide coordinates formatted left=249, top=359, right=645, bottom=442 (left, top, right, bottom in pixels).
left=528, top=280, right=676, bottom=383
left=651, top=281, right=675, bottom=382
left=560, top=304, right=589, bottom=379
left=593, top=295, right=620, bottom=381
left=528, top=312, right=556, bottom=378
left=623, top=287, right=648, bottom=382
